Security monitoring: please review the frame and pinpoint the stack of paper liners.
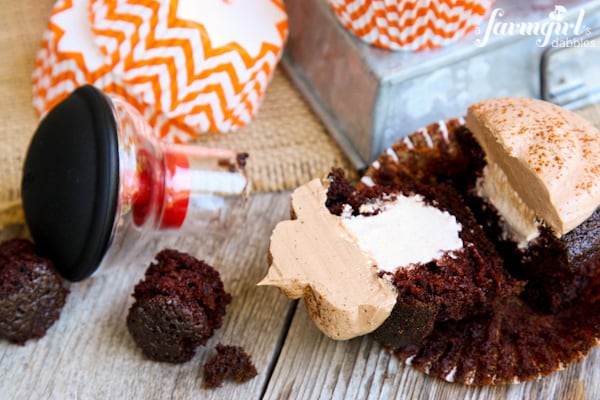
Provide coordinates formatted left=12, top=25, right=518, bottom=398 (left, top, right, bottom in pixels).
left=32, top=0, right=288, bottom=142
left=328, top=0, right=493, bottom=51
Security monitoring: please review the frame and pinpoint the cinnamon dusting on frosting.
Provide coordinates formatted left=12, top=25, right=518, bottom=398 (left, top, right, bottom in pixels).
left=466, top=97, right=600, bottom=237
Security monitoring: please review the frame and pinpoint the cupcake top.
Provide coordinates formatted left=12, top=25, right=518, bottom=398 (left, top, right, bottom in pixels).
left=466, top=97, right=600, bottom=237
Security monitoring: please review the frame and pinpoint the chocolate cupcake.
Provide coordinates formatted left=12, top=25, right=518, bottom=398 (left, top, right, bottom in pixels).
left=0, top=238, right=69, bottom=345
left=464, top=99, right=600, bottom=314
left=261, top=167, right=520, bottom=343
left=127, top=249, right=232, bottom=363
left=363, top=101, right=600, bottom=384
left=262, top=98, right=600, bottom=385
left=326, top=169, right=522, bottom=348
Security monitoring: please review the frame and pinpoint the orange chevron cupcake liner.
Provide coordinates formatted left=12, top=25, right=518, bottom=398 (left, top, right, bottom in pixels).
left=328, top=0, right=493, bottom=51
left=32, top=0, right=288, bottom=142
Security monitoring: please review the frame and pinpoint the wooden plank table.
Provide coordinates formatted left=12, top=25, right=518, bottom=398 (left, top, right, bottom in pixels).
left=1, top=191, right=599, bottom=399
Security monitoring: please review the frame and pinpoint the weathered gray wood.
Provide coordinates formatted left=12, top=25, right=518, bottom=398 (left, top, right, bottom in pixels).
left=264, top=298, right=599, bottom=400
left=2, top=191, right=600, bottom=399
left=0, top=192, right=294, bottom=399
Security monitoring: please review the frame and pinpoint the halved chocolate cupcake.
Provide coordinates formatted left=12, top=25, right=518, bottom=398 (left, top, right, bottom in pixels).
left=260, top=167, right=520, bottom=343
left=261, top=98, right=600, bottom=385
left=363, top=99, right=600, bottom=384
left=329, top=169, right=522, bottom=348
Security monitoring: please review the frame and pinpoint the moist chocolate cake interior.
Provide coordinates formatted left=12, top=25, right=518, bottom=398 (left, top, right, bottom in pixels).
left=326, top=168, right=522, bottom=349
left=326, top=118, right=600, bottom=385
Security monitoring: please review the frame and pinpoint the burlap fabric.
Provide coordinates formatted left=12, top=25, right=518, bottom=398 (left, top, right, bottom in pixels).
left=0, top=0, right=354, bottom=229
left=1, top=1, right=599, bottom=231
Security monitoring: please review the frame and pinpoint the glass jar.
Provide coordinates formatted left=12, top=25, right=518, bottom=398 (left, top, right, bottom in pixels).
left=21, top=85, right=248, bottom=281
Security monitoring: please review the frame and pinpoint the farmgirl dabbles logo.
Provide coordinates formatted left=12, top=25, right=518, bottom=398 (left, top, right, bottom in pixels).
left=475, top=5, right=595, bottom=48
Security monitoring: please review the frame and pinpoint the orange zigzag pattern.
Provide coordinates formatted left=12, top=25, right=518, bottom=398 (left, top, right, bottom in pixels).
left=32, top=0, right=288, bottom=142
left=33, top=0, right=139, bottom=118
left=330, top=0, right=491, bottom=50
left=93, top=0, right=288, bottom=136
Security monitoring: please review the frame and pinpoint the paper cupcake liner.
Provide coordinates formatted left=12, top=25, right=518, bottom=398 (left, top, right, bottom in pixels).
left=362, top=119, right=600, bottom=385
left=328, top=0, right=493, bottom=51
left=32, top=0, right=288, bottom=142
left=32, top=0, right=115, bottom=116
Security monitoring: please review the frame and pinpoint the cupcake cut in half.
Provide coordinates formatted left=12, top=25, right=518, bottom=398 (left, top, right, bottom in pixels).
left=260, top=168, right=521, bottom=343
left=260, top=97, right=600, bottom=385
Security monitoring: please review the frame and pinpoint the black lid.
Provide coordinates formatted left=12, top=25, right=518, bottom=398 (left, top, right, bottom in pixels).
left=21, top=85, right=119, bottom=281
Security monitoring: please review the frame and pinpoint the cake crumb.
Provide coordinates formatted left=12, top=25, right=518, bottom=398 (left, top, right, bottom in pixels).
left=202, top=343, right=258, bottom=389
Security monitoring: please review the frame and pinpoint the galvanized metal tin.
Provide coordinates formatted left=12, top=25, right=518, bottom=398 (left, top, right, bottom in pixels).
left=282, top=0, right=600, bottom=169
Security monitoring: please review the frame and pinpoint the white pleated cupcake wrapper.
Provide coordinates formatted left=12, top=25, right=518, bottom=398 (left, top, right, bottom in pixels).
left=328, top=0, right=493, bottom=51
left=32, top=0, right=288, bottom=142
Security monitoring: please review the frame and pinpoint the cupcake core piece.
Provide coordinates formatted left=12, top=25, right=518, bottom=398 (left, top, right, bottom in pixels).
left=466, top=97, right=600, bottom=238
left=127, top=249, right=231, bottom=363
left=0, top=239, right=69, bottom=345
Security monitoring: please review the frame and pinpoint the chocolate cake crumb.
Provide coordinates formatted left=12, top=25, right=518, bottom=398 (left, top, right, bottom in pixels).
left=0, top=238, right=69, bottom=345
left=203, top=343, right=258, bottom=389
left=326, top=168, right=388, bottom=216
left=127, top=249, right=232, bottom=363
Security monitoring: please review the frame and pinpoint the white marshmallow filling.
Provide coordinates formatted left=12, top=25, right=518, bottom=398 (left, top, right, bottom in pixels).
left=477, top=163, right=541, bottom=248
left=340, top=195, right=463, bottom=273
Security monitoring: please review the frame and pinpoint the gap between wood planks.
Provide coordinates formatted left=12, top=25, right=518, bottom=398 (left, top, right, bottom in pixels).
left=259, top=300, right=300, bottom=399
